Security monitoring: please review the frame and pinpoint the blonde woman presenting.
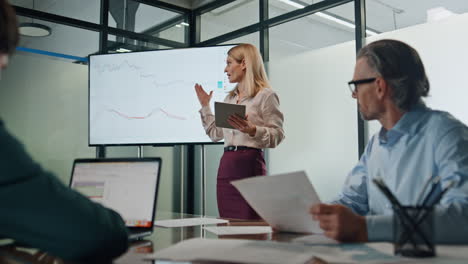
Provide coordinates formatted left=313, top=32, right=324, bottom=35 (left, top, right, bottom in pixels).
left=195, top=43, right=285, bottom=220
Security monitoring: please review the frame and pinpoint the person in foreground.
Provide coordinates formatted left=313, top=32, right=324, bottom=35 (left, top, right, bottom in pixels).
left=0, top=0, right=129, bottom=262
left=195, top=43, right=285, bottom=220
left=311, top=39, right=468, bottom=243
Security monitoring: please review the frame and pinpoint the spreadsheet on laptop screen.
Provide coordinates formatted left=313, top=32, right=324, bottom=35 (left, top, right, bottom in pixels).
left=71, top=161, right=159, bottom=227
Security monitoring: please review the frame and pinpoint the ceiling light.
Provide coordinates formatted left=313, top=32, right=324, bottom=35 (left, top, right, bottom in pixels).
left=279, top=0, right=379, bottom=36
left=181, top=22, right=189, bottom=26
left=116, top=48, right=132, bottom=53
left=315, top=12, right=379, bottom=36
left=19, top=22, right=52, bottom=37
left=19, top=0, right=52, bottom=37
left=427, top=7, right=456, bottom=23
left=278, top=0, right=305, bottom=9
left=315, top=12, right=355, bottom=29
left=175, top=24, right=182, bottom=28
left=365, top=29, right=379, bottom=36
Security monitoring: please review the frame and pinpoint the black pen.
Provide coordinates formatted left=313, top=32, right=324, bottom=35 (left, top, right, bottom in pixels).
left=373, top=177, right=402, bottom=207
left=411, top=180, right=457, bottom=231
left=420, top=177, right=442, bottom=207
left=416, top=176, right=440, bottom=206
left=428, top=180, right=456, bottom=207
left=372, top=177, right=432, bottom=248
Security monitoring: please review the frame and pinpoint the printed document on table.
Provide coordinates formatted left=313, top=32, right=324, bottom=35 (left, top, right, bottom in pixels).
left=154, top=217, right=228, bottom=228
left=203, top=226, right=272, bottom=235
left=231, top=171, right=322, bottom=234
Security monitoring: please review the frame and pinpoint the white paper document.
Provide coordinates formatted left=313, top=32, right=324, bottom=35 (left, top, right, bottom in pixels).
left=231, top=170, right=322, bottom=234
left=154, top=217, right=228, bottom=228
left=147, top=238, right=316, bottom=264
left=203, top=226, right=273, bottom=235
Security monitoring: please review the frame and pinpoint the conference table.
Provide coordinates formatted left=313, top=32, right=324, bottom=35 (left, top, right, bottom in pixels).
left=2, top=211, right=468, bottom=263
left=116, top=211, right=317, bottom=264
left=0, top=212, right=308, bottom=264
left=117, top=211, right=468, bottom=264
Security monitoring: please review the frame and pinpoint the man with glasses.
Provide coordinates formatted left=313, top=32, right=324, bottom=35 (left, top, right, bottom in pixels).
left=310, top=39, right=468, bottom=243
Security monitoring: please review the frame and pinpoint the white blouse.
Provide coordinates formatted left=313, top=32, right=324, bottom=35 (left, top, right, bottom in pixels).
left=199, top=88, right=285, bottom=149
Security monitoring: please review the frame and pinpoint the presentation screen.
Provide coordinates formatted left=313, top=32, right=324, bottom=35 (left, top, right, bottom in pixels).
left=89, top=45, right=236, bottom=145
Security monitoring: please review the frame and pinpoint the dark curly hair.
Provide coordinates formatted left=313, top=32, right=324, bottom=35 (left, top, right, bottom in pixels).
left=0, top=0, right=19, bottom=54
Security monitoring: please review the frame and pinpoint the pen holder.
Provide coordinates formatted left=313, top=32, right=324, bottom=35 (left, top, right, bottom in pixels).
left=393, top=206, right=435, bottom=258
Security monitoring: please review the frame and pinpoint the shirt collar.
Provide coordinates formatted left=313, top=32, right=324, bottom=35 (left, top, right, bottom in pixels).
left=233, top=86, right=251, bottom=103
left=378, top=102, right=429, bottom=144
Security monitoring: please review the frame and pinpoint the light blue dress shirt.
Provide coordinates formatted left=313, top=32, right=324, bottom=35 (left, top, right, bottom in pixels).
left=334, top=103, right=468, bottom=243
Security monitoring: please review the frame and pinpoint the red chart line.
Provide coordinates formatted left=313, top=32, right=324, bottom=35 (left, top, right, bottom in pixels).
left=108, top=108, right=187, bottom=120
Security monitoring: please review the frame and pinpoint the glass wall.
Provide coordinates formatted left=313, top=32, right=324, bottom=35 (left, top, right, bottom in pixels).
left=107, top=34, right=170, bottom=53
left=157, top=17, right=187, bottom=43
left=201, top=0, right=259, bottom=41
left=11, top=0, right=100, bottom=23
left=220, top=32, right=260, bottom=48
left=269, top=0, right=326, bottom=18
left=267, top=1, right=358, bottom=201
left=269, top=2, right=355, bottom=59
left=366, top=0, right=468, bottom=34
left=8, top=0, right=396, bottom=214
left=17, top=16, right=99, bottom=59
left=108, top=0, right=184, bottom=35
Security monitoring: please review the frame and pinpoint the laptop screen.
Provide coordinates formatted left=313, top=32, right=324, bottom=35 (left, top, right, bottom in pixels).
left=70, top=158, right=161, bottom=228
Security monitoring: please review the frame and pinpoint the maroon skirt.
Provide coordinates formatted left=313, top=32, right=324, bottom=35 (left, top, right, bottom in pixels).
left=217, top=148, right=266, bottom=220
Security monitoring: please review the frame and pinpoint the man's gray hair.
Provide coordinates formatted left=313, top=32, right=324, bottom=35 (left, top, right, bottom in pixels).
left=357, top=39, right=430, bottom=111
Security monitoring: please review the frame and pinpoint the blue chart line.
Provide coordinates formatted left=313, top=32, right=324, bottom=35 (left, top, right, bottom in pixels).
left=94, top=60, right=196, bottom=89
left=108, top=107, right=187, bottom=120
left=94, top=60, right=142, bottom=74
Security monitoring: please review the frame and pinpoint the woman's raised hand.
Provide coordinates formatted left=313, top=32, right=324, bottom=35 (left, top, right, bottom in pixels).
left=194, top=83, right=213, bottom=107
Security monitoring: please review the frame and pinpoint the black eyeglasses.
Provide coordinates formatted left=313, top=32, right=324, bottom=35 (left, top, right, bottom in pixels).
left=348, top=77, right=377, bottom=93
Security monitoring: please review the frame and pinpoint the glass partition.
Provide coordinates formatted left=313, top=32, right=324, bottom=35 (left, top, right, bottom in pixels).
left=16, top=15, right=99, bottom=60
left=366, top=0, right=468, bottom=34
left=269, top=2, right=355, bottom=60
left=269, top=0, right=326, bottom=18
left=201, top=0, right=259, bottom=41
left=11, top=0, right=100, bottom=23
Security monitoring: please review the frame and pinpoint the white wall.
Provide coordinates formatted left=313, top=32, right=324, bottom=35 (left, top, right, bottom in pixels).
left=0, top=53, right=93, bottom=181
left=268, top=42, right=359, bottom=201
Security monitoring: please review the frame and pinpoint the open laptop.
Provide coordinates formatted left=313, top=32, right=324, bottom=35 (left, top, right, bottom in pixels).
left=69, top=157, right=161, bottom=240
